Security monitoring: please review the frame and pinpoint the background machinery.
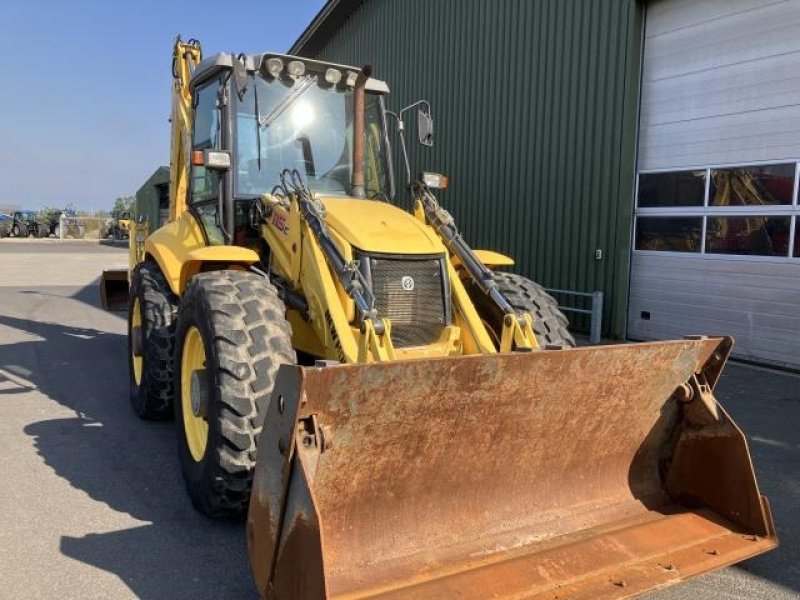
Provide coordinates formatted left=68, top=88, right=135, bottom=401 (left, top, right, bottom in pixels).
left=106, top=211, right=132, bottom=241
left=100, top=38, right=776, bottom=598
left=9, top=210, right=40, bottom=237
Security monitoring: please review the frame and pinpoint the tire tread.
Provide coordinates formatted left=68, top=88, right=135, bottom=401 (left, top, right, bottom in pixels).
left=130, top=260, right=178, bottom=419
left=493, top=272, right=576, bottom=348
left=178, top=270, right=295, bottom=517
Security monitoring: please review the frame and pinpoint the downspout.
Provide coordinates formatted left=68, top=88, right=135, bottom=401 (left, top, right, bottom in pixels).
left=350, top=65, right=373, bottom=198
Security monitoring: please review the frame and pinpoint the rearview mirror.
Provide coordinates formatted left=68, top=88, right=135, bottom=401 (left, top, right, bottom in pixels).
left=418, top=108, right=433, bottom=146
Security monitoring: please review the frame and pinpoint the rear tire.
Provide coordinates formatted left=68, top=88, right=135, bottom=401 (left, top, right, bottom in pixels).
left=128, top=260, right=179, bottom=419
left=11, top=225, right=19, bottom=237
left=466, top=272, right=575, bottom=349
left=174, top=270, right=295, bottom=518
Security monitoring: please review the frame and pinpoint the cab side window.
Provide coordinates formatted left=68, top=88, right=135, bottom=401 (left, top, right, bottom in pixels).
left=191, top=81, right=221, bottom=204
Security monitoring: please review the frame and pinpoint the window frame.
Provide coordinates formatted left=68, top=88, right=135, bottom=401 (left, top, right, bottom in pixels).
left=230, top=75, right=395, bottom=201
left=187, top=74, right=231, bottom=245
left=633, top=160, right=800, bottom=260
left=189, top=76, right=223, bottom=207
left=634, top=215, right=704, bottom=254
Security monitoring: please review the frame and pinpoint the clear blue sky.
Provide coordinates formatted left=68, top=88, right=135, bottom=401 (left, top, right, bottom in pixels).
left=0, top=0, right=326, bottom=212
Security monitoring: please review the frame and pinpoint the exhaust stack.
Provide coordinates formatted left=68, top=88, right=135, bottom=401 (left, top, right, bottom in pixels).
left=350, top=65, right=373, bottom=198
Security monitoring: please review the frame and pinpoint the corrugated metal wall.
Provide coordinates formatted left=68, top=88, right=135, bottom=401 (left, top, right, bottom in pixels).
left=302, top=0, right=643, bottom=337
left=135, top=167, right=169, bottom=231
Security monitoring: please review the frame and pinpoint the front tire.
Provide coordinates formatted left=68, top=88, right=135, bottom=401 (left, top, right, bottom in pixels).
left=128, top=260, right=178, bottom=419
left=174, top=270, right=295, bottom=518
left=466, top=272, right=575, bottom=349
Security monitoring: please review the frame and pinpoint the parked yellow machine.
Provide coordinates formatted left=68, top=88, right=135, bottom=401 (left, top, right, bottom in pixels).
left=100, top=38, right=776, bottom=599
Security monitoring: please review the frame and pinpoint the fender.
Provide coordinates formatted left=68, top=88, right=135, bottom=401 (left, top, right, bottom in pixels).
left=144, top=212, right=259, bottom=295
left=451, top=249, right=515, bottom=269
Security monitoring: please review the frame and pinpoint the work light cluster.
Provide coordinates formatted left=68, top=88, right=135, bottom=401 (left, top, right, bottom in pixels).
left=262, top=57, right=359, bottom=87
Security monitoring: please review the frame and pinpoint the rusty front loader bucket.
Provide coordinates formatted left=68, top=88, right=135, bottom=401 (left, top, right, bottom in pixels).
left=247, top=337, right=776, bottom=599
left=99, top=269, right=129, bottom=311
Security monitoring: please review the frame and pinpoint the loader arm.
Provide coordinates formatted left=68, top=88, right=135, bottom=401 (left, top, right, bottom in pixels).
left=412, top=181, right=538, bottom=351
left=272, top=170, right=397, bottom=363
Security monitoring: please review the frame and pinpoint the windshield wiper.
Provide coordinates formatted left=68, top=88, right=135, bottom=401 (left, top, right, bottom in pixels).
left=257, top=75, right=318, bottom=129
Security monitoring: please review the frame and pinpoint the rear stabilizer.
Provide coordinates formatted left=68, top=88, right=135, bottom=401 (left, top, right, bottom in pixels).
left=247, top=337, right=776, bottom=599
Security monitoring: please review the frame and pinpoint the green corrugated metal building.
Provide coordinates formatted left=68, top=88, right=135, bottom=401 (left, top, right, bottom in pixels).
left=136, top=166, right=170, bottom=230
left=290, top=0, right=643, bottom=338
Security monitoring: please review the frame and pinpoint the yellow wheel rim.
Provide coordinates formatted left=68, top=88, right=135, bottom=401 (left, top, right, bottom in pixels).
left=181, top=326, right=209, bottom=462
left=131, top=297, right=143, bottom=386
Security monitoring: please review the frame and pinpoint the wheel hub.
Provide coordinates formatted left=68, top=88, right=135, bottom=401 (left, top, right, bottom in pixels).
left=131, top=326, right=143, bottom=357
left=131, top=297, right=143, bottom=386
left=190, top=368, right=209, bottom=418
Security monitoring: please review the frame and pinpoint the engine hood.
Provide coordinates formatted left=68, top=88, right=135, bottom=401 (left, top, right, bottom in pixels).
left=320, top=198, right=444, bottom=255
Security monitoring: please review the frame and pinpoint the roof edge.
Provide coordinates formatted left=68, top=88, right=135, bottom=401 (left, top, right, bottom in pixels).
left=289, top=0, right=363, bottom=56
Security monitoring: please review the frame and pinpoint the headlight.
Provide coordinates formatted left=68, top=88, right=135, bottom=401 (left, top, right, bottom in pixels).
left=422, top=172, right=449, bottom=190
left=265, top=57, right=283, bottom=77
left=287, top=60, right=306, bottom=77
left=324, top=68, right=342, bottom=85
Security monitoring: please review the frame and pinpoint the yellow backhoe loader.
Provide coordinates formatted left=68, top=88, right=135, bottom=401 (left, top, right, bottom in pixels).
left=100, top=38, right=776, bottom=599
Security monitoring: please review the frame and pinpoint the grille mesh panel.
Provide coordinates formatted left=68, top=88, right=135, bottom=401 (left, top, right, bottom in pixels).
left=369, top=256, right=447, bottom=347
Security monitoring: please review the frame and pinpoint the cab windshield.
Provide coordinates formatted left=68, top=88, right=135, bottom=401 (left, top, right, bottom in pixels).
left=235, top=73, right=391, bottom=199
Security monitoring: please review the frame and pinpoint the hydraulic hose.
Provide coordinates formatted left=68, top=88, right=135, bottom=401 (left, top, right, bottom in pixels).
left=413, top=182, right=520, bottom=321
left=279, top=170, right=382, bottom=334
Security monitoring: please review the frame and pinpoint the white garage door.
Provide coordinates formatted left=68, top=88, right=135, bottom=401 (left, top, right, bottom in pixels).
left=629, top=0, right=800, bottom=368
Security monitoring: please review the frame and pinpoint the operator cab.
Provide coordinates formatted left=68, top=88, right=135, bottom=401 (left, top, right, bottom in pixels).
left=187, top=52, right=394, bottom=247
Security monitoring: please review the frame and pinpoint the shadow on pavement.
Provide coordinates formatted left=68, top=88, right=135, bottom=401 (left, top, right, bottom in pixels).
left=0, top=310, right=256, bottom=599
left=19, top=280, right=116, bottom=315
left=74, top=278, right=116, bottom=311
left=98, top=239, right=129, bottom=248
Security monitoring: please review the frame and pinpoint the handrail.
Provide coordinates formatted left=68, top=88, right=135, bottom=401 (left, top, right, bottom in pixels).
left=544, top=289, right=604, bottom=345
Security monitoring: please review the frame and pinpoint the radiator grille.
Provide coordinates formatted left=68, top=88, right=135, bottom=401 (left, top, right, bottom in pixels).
left=368, top=256, right=448, bottom=348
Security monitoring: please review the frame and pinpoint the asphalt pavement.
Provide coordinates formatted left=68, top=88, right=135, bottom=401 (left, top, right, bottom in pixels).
left=0, top=239, right=797, bottom=599
left=0, top=240, right=256, bottom=599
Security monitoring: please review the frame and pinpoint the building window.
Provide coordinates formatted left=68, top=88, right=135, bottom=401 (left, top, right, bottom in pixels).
left=156, top=183, right=169, bottom=210
left=638, top=171, right=706, bottom=207
left=794, top=219, right=800, bottom=258
left=709, top=164, right=794, bottom=207
left=706, top=216, right=791, bottom=257
left=635, top=217, right=702, bottom=252
left=635, top=162, right=800, bottom=259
